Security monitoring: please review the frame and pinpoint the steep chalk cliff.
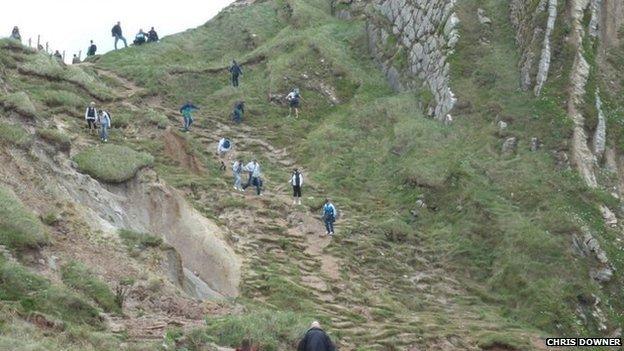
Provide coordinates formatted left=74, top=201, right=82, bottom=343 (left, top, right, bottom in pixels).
left=366, top=0, right=459, bottom=121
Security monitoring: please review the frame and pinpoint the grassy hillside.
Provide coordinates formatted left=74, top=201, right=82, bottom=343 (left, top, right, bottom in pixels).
left=0, top=0, right=623, bottom=349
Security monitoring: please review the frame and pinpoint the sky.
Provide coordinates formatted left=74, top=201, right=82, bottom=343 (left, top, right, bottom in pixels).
left=2, top=0, right=233, bottom=63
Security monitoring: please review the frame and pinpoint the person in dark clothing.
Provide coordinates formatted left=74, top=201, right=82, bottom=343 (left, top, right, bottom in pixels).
left=232, top=101, right=245, bottom=124
left=111, top=21, right=128, bottom=50
left=53, top=50, right=63, bottom=62
left=87, top=40, right=97, bottom=56
left=147, top=27, right=159, bottom=43
left=72, top=54, right=80, bottom=64
left=297, top=321, right=336, bottom=351
left=134, top=29, right=147, bottom=45
left=84, top=102, right=98, bottom=135
left=229, top=60, right=243, bottom=87
left=10, top=26, right=21, bottom=42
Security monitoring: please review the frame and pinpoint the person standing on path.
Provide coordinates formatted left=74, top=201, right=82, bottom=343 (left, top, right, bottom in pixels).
left=232, top=159, right=244, bottom=191
left=286, top=87, right=303, bottom=118
left=111, top=21, right=128, bottom=50
left=289, top=168, right=304, bottom=205
left=84, top=102, right=98, bottom=135
left=242, top=159, right=262, bottom=195
left=321, top=199, right=337, bottom=237
left=98, top=110, right=112, bottom=142
left=229, top=60, right=243, bottom=87
left=10, top=26, right=21, bottom=42
left=179, top=101, right=199, bottom=132
left=297, top=321, right=336, bottom=351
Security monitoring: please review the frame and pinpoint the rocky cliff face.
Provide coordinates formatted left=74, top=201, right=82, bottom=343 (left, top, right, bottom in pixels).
left=365, top=0, right=459, bottom=121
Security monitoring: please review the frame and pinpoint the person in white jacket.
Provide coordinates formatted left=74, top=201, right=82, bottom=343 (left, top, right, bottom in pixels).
left=84, top=102, right=98, bottom=135
left=217, top=138, right=232, bottom=171
left=242, top=159, right=262, bottom=195
left=98, top=110, right=111, bottom=142
left=289, top=168, right=304, bottom=205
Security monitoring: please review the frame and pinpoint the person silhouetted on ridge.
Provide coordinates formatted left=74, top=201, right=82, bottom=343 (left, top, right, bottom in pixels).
left=229, top=60, right=243, bottom=87
left=286, top=87, right=303, bottom=118
left=10, top=26, right=21, bottom=42
left=84, top=102, right=98, bottom=135
left=133, top=29, right=147, bottom=46
left=179, top=101, right=199, bottom=132
left=53, top=50, right=63, bottom=62
left=147, top=27, right=159, bottom=43
left=111, top=21, right=128, bottom=49
left=72, top=54, right=80, bottom=64
left=87, top=40, right=97, bottom=56
left=297, top=321, right=336, bottom=351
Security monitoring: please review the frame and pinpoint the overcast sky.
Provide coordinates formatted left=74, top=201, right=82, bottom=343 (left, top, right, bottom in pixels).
left=2, top=0, right=233, bottom=62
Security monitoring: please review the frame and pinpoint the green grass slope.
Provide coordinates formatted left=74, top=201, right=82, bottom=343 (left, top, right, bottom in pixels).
left=95, top=0, right=623, bottom=340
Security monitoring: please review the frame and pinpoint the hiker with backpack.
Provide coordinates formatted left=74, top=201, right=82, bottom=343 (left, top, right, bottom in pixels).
left=111, top=21, right=128, bottom=50
left=179, top=101, right=199, bottom=132
left=289, top=168, right=304, bottom=205
left=217, top=138, right=232, bottom=171
left=232, top=159, right=244, bottom=191
left=286, top=88, right=303, bottom=118
left=98, top=110, right=112, bottom=143
left=87, top=40, right=97, bottom=56
left=232, top=101, right=245, bottom=124
left=322, top=199, right=337, bottom=237
left=229, top=60, right=243, bottom=87
left=84, top=102, right=98, bottom=135
left=147, top=27, right=159, bottom=43
left=242, top=159, right=262, bottom=195
left=297, top=321, right=336, bottom=351
left=10, top=26, right=21, bottom=42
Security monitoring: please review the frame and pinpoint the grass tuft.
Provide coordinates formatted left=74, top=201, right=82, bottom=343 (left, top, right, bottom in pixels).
left=73, top=144, right=154, bottom=183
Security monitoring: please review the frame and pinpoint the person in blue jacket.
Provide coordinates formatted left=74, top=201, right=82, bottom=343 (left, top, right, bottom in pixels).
left=229, top=60, right=243, bottom=87
left=179, top=102, right=199, bottom=132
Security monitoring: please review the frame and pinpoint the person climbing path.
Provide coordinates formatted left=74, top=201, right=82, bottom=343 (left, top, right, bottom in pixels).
left=321, top=198, right=337, bottom=237
left=111, top=21, right=128, bottom=50
left=229, top=60, right=243, bottom=87
left=286, top=87, right=303, bottom=118
left=179, top=101, right=199, bottom=132
left=98, top=110, right=111, bottom=142
left=242, top=159, right=262, bottom=196
left=84, top=102, right=98, bottom=135
left=297, top=321, right=336, bottom=351
left=232, top=100, right=245, bottom=124
left=232, top=158, right=244, bottom=191
left=87, top=40, right=97, bottom=56
left=217, top=137, right=232, bottom=171
left=289, top=168, right=304, bottom=205
left=10, top=26, right=21, bottom=42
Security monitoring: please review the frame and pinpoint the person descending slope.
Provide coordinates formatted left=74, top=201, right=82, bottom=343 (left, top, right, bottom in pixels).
left=10, top=26, right=21, bottom=42
left=242, top=159, right=262, bottom=196
left=297, top=321, right=336, bottom=351
left=232, top=159, right=244, bottom=191
left=289, top=168, right=304, bottom=205
left=321, top=198, right=337, bottom=237
left=147, top=27, right=159, bottom=43
left=134, top=29, right=147, bottom=46
left=286, top=88, right=303, bottom=118
left=98, top=110, right=112, bottom=143
left=232, top=100, right=245, bottom=124
left=179, top=101, right=199, bottom=132
left=87, top=40, right=97, bottom=56
left=111, top=21, right=128, bottom=50
left=217, top=137, right=232, bottom=171
left=84, top=102, right=98, bottom=135
left=229, top=60, right=243, bottom=87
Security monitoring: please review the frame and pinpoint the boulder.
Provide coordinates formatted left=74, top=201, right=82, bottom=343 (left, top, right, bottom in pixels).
left=530, top=137, right=540, bottom=151
left=501, top=137, right=518, bottom=155
left=477, top=8, right=492, bottom=25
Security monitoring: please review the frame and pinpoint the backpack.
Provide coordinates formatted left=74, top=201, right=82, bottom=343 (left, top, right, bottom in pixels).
left=223, top=139, right=231, bottom=149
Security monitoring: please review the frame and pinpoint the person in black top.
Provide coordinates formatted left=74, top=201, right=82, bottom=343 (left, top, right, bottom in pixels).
left=229, top=60, right=243, bottom=87
left=147, top=27, right=159, bottom=43
left=297, top=321, right=336, bottom=351
left=87, top=40, right=97, bottom=56
left=84, top=102, right=98, bottom=135
left=111, top=21, right=127, bottom=50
